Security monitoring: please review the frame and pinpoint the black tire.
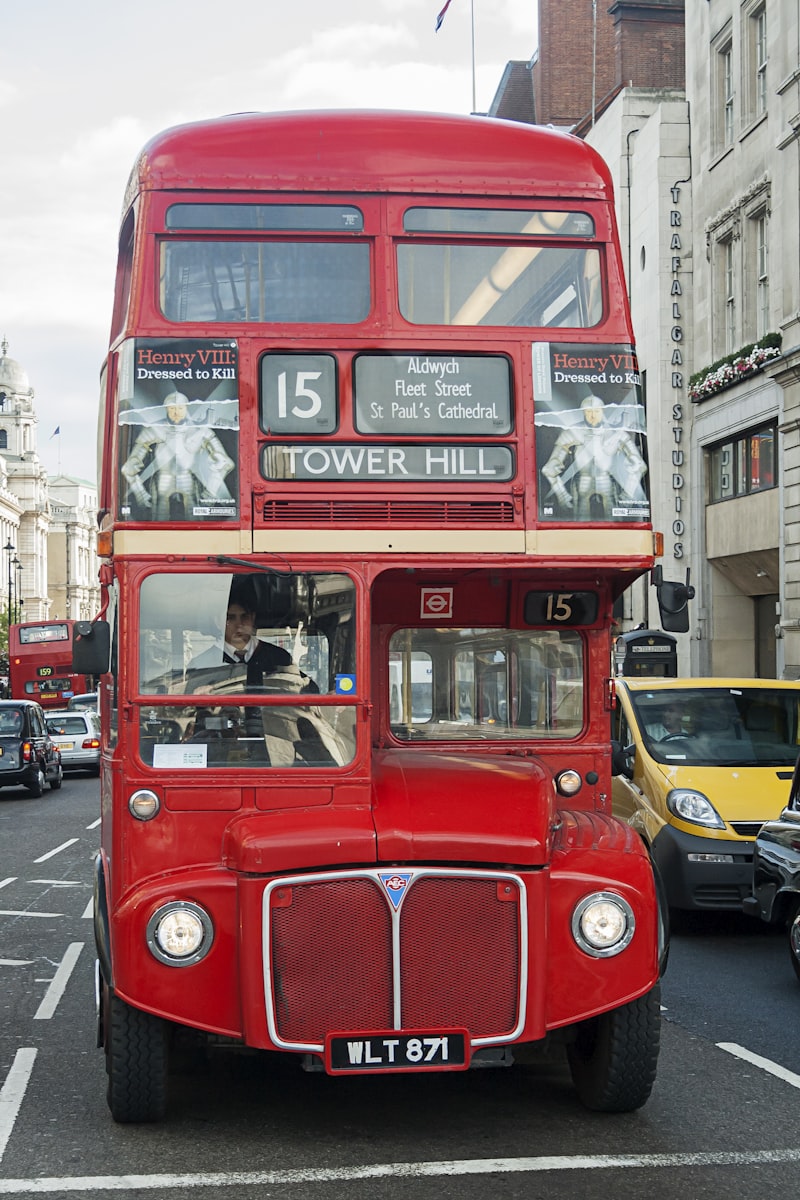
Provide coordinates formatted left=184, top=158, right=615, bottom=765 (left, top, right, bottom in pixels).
left=788, top=900, right=800, bottom=984
left=49, top=764, right=63, bottom=791
left=26, top=767, right=45, bottom=798
left=106, top=990, right=169, bottom=1123
left=567, top=983, right=661, bottom=1112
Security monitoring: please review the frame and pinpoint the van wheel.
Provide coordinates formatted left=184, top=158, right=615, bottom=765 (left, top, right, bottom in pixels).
left=106, top=991, right=168, bottom=1123
left=788, top=901, right=800, bottom=984
left=26, top=767, right=45, bottom=798
left=567, top=984, right=660, bottom=1112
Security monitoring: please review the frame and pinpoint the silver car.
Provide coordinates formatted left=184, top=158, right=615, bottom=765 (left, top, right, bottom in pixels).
left=45, top=709, right=101, bottom=774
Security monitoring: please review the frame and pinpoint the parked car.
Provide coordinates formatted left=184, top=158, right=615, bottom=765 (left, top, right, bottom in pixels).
left=744, top=751, right=800, bottom=981
left=45, top=709, right=101, bottom=774
left=0, top=699, right=63, bottom=796
left=67, top=692, right=98, bottom=712
left=612, top=678, right=800, bottom=912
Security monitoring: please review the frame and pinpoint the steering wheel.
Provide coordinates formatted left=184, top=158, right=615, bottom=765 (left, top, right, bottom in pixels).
left=661, top=733, right=688, bottom=742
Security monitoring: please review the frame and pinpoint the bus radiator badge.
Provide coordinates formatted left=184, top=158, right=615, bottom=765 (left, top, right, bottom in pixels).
left=379, top=872, right=413, bottom=909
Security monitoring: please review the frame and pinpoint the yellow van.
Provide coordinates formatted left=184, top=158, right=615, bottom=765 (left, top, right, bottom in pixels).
left=611, top=678, right=800, bottom=912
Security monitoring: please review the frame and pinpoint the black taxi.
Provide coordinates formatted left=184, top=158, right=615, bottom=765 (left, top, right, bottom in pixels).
left=0, top=700, right=63, bottom=796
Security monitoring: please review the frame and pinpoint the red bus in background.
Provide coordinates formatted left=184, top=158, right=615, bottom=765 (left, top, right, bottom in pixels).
left=81, top=109, right=671, bottom=1125
left=9, top=620, right=91, bottom=708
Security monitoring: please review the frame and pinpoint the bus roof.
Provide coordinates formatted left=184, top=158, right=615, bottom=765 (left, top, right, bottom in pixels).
left=127, top=109, right=614, bottom=205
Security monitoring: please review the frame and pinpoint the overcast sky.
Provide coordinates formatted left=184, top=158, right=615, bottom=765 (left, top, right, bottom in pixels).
left=0, top=0, right=537, bottom=485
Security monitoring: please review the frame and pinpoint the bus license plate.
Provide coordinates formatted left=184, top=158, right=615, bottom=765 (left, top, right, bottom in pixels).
left=326, top=1030, right=468, bottom=1073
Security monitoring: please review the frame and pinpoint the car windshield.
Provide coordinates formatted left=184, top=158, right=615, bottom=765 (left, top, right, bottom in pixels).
left=630, top=686, right=800, bottom=766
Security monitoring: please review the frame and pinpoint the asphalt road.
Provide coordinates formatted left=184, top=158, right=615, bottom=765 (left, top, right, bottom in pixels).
left=1, top=775, right=799, bottom=1199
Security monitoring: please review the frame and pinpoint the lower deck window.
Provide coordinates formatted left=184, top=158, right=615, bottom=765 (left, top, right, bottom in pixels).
left=389, top=627, right=584, bottom=741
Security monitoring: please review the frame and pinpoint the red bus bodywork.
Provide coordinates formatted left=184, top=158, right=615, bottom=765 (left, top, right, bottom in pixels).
left=10, top=621, right=90, bottom=708
left=92, top=110, right=664, bottom=1122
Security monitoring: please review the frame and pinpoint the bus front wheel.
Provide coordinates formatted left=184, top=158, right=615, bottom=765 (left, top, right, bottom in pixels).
left=105, top=989, right=168, bottom=1123
left=566, top=984, right=660, bottom=1112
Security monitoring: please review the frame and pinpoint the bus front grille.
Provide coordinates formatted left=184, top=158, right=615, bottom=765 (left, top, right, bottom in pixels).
left=258, top=498, right=516, bottom=525
left=266, top=870, right=523, bottom=1050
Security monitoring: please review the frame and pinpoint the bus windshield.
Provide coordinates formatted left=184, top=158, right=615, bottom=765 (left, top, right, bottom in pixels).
left=136, top=570, right=357, bottom=769
left=389, top=626, right=584, bottom=741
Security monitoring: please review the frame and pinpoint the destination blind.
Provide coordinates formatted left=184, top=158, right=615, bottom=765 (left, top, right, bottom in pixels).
left=260, top=352, right=514, bottom=482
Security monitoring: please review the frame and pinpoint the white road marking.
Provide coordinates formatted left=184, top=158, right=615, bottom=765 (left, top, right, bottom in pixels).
left=29, top=881, right=83, bottom=888
left=0, top=961, right=34, bottom=967
left=0, top=1049, right=36, bottom=1164
left=85, top=818, right=100, bottom=830
left=33, top=840, right=79, bottom=864
left=0, top=879, right=16, bottom=890
left=717, top=1042, right=800, bottom=1088
left=0, top=1149, right=800, bottom=1192
left=33, top=942, right=84, bottom=1020
left=80, top=898, right=92, bottom=919
left=0, top=912, right=63, bottom=919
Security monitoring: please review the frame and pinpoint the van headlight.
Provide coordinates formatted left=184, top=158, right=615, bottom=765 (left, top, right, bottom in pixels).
left=667, top=788, right=725, bottom=829
left=146, top=902, right=213, bottom=966
left=572, top=892, right=635, bottom=957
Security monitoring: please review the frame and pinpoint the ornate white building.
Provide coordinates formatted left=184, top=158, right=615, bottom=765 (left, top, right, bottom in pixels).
left=0, top=338, right=99, bottom=626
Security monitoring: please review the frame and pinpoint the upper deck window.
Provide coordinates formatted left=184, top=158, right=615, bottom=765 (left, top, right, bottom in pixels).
left=160, top=242, right=370, bottom=324
left=403, top=208, right=594, bottom=237
left=166, top=204, right=364, bottom=231
left=398, top=206, right=601, bottom=328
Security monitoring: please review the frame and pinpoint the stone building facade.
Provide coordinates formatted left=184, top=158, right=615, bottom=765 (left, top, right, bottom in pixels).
left=492, top=0, right=799, bottom=679
left=0, top=339, right=99, bottom=630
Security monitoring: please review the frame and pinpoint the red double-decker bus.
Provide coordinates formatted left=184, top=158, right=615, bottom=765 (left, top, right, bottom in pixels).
left=80, top=109, right=669, bottom=1123
left=9, top=620, right=91, bottom=708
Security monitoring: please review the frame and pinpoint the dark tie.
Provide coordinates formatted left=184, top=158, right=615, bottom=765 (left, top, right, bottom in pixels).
left=234, top=651, right=246, bottom=662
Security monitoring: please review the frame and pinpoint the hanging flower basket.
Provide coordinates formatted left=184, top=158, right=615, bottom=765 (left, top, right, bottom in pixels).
left=688, top=334, right=782, bottom=403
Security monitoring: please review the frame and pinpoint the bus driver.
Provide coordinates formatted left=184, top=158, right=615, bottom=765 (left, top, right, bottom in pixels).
left=188, top=598, right=292, bottom=684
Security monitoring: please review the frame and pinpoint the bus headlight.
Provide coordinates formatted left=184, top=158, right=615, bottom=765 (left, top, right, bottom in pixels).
left=572, top=892, right=635, bottom=957
left=146, top=902, right=213, bottom=966
left=128, top=789, right=160, bottom=821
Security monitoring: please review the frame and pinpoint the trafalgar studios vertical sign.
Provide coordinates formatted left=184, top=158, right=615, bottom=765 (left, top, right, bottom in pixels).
left=117, top=339, right=240, bottom=522
left=532, top=343, right=650, bottom=524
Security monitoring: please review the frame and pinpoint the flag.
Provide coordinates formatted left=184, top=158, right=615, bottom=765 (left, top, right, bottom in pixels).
left=50, top=426, right=60, bottom=438
left=435, top=0, right=453, bottom=31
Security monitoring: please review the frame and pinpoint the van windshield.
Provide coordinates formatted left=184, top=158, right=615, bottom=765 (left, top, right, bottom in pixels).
left=631, top=686, right=800, bottom=767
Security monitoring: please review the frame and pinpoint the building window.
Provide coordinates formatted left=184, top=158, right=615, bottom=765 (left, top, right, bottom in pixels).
left=708, top=424, right=777, bottom=502
left=0, top=430, right=7, bottom=450
left=715, top=35, right=735, bottom=149
left=721, top=236, right=737, bottom=354
left=742, top=1, right=767, bottom=125
left=753, top=5, right=767, bottom=114
left=755, top=212, right=769, bottom=338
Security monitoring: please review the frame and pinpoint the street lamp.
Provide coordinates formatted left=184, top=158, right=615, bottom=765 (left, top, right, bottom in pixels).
left=12, top=558, right=21, bottom=625
left=3, top=541, right=14, bottom=628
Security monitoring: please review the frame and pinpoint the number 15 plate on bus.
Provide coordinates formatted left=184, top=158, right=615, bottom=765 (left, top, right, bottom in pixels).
left=326, top=1028, right=469, bottom=1074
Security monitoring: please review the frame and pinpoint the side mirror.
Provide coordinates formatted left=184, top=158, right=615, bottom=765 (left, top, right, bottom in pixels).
left=73, top=620, right=111, bottom=676
left=611, top=738, right=635, bottom=780
left=652, top=565, right=696, bottom=634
